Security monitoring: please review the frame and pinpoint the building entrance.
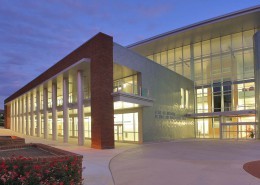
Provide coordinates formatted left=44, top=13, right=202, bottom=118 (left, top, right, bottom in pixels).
left=195, top=118, right=220, bottom=138
left=114, top=124, right=123, bottom=141
left=221, top=116, right=256, bottom=139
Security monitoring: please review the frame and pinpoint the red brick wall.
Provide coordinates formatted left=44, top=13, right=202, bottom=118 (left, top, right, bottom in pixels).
left=4, top=32, right=114, bottom=149
left=90, top=33, right=114, bottom=149
left=4, top=104, right=10, bottom=129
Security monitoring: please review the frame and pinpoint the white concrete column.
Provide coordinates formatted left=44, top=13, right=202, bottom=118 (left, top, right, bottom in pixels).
left=26, top=95, right=29, bottom=135
left=77, top=70, right=84, bottom=146
left=15, top=100, right=18, bottom=132
left=52, top=83, right=57, bottom=140
left=11, top=102, right=14, bottom=131
left=43, top=88, right=48, bottom=139
left=30, top=92, right=35, bottom=136
left=36, top=91, right=41, bottom=137
left=18, top=98, right=21, bottom=133
left=63, top=78, right=69, bottom=143
left=22, top=97, right=25, bottom=134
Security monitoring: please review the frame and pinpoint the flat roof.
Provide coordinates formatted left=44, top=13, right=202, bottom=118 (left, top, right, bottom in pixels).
left=128, top=6, right=260, bottom=56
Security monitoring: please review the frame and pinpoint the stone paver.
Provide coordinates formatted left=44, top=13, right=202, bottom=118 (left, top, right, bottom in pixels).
left=110, top=140, right=260, bottom=185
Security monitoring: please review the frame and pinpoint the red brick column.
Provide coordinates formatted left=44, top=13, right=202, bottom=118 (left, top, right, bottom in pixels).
left=4, top=104, right=10, bottom=129
left=90, top=34, right=114, bottom=149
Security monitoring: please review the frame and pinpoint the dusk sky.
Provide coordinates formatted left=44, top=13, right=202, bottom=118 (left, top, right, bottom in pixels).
left=0, top=0, right=259, bottom=109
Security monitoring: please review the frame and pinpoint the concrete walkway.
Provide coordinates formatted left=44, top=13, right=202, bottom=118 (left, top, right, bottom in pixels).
left=110, top=140, right=260, bottom=185
left=2, top=127, right=260, bottom=185
left=0, top=127, right=136, bottom=185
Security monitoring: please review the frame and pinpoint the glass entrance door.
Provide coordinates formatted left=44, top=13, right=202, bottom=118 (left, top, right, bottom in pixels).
left=222, top=123, right=256, bottom=139
left=114, top=124, right=123, bottom=141
left=221, top=116, right=256, bottom=139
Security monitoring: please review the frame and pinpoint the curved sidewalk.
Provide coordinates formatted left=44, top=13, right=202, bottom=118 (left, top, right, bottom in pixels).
left=110, top=140, right=260, bottom=185
left=0, top=127, right=136, bottom=185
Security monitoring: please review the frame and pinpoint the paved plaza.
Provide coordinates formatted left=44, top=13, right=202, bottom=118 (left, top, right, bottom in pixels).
left=1, top=127, right=260, bottom=185
left=110, top=140, right=260, bottom=185
left=0, top=127, right=135, bottom=185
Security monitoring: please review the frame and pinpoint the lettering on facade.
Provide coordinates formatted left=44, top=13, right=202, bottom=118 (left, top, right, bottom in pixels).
left=155, top=110, right=176, bottom=120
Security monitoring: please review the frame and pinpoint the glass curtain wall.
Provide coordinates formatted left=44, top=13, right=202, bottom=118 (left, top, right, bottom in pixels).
left=113, top=74, right=138, bottom=95
left=147, top=29, right=256, bottom=139
left=114, top=113, right=139, bottom=142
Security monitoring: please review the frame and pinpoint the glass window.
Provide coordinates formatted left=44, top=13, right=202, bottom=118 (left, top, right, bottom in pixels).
left=243, top=30, right=254, bottom=48
left=232, top=32, right=242, bottom=50
left=244, top=82, right=255, bottom=109
left=175, top=47, right=182, bottom=62
left=243, top=49, right=254, bottom=79
left=123, top=113, right=134, bottom=132
left=183, top=45, right=190, bottom=60
left=211, top=56, right=221, bottom=81
left=194, top=59, right=202, bottom=82
left=211, top=38, right=220, bottom=54
left=213, top=83, right=221, bottom=112
left=147, top=55, right=153, bottom=61
left=168, top=49, right=174, bottom=65
left=202, top=40, right=210, bottom=56
left=221, top=35, right=231, bottom=52
left=181, top=88, right=184, bottom=108
left=221, top=53, right=232, bottom=79
left=185, top=90, right=189, bottom=108
left=175, top=63, right=182, bottom=76
left=237, top=82, right=255, bottom=110
left=223, top=82, right=232, bottom=111
left=234, top=51, right=243, bottom=81
left=202, top=58, right=211, bottom=84
left=154, top=53, right=160, bottom=64
left=84, top=117, right=91, bottom=138
left=203, top=88, right=209, bottom=113
left=194, top=42, right=201, bottom=58
left=183, top=60, right=191, bottom=79
left=161, top=51, right=167, bottom=66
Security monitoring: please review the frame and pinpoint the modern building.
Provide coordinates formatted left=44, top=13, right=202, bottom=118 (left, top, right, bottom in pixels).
left=4, top=6, right=260, bottom=149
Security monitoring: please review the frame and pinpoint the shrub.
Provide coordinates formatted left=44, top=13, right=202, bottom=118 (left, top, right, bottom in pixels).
left=0, top=155, right=83, bottom=185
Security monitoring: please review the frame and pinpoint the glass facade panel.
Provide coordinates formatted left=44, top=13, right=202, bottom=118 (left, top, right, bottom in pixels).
left=168, top=49, right=174, bottom=66
left=221, top=35, right=231, bottom=52
left=202, top=58, right=211, bottom=84
left=114, top=112, right=139, bottom=142
left=212, top=56, right=221, bottom=81
left=161, top=51, right=167, bottom=66
left=243, top=30, right=254, bottom=48
left=243, top=49, right=254, bottom=79
left=175, top=47, right=182, bottom=62
left=84, top=117, right=91, bottom=138
left=194, top=43, right=201, bottom=58
left=113, top=74, right=138, bottom=95
left=202, top=40, right=210, bottom=56
left=232, top=32, right=243, bottom=50
left=194, top=59, right=202, bottom=83
left=211, top=38, right=220, bottom=54
left=144, top=30, right=254, bottom=139
left=154, top=53, right=160, bottom=63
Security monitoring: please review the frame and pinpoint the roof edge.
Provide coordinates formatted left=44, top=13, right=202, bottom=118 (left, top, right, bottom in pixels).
left=4, top=32, right=112, bottom=104
left=127, top=5, right=260, bottom=48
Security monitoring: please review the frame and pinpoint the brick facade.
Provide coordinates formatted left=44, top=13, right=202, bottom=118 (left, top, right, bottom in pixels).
left=4, top=32, right=114, bottom=149
left=90, top=33, right=114, bottom=149
left=4, top=104, right=10, bottom=129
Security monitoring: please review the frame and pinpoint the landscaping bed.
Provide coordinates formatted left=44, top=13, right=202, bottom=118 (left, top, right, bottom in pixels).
left=0, top=136, right=25, bottom=146
left=0, top=143, right=83, bottom=184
